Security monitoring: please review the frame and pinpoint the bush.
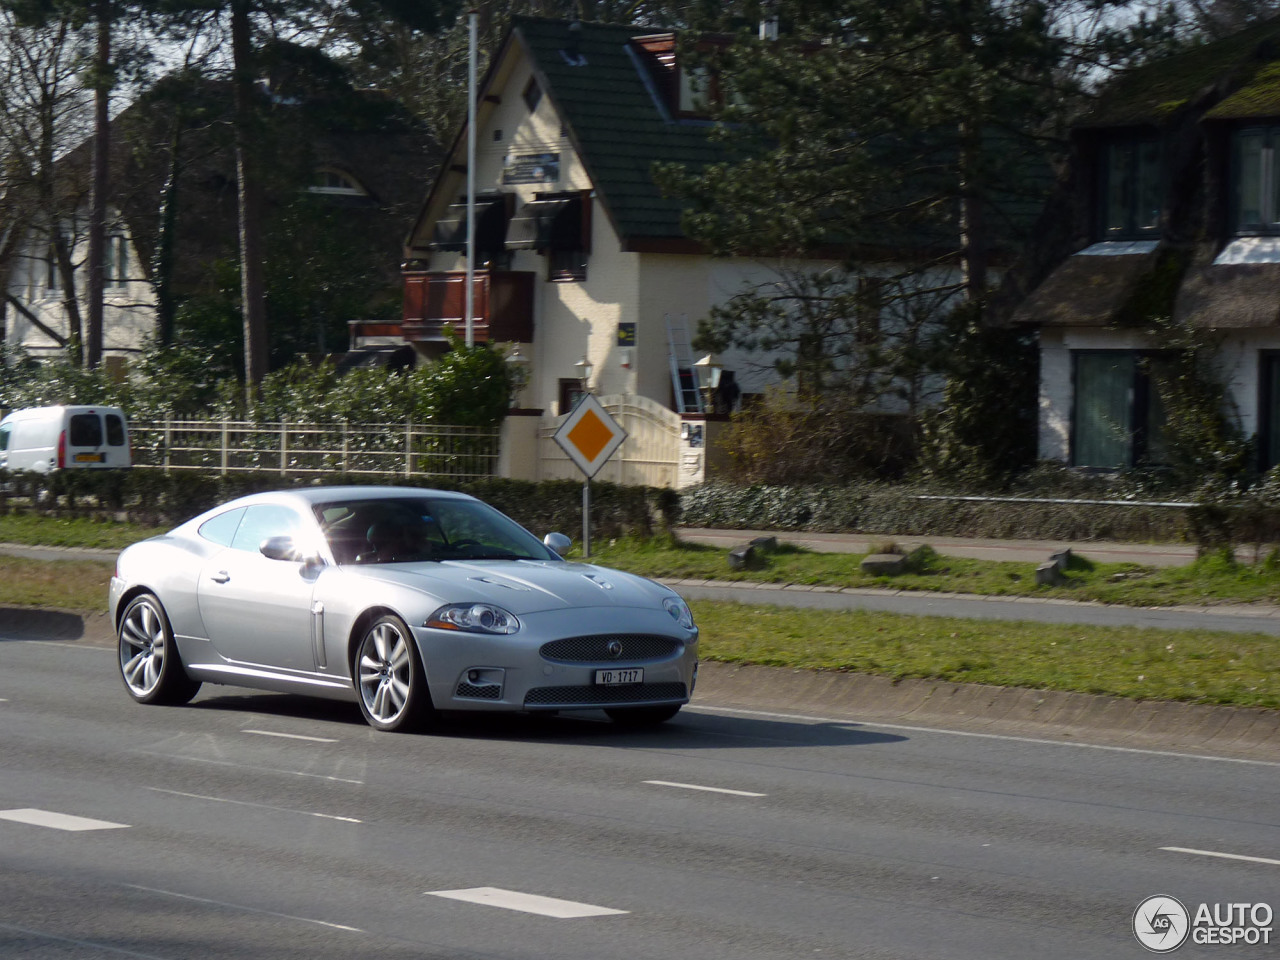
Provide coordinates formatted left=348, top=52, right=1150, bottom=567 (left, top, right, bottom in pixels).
left=0, top=470, right=666, bottom=540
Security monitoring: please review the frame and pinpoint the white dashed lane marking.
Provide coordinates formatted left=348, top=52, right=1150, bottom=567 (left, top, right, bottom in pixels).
left=643, top=780, right=766, bottom=797
left=426, top=887, right=628, bottom=918
left=0, top=808, right=130, bottom=831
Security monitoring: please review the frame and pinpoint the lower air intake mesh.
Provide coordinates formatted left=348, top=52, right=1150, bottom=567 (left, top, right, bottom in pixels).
left=524, top=682, right=687, bottom=706
left=455, top=682, right=502, bottom=700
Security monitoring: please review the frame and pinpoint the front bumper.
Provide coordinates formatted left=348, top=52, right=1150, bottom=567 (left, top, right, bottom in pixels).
left=413, top=605, right=698, bottom=713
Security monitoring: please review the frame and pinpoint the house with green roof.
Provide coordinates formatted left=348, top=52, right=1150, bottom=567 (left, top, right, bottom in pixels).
left=390, top=16, right=756, bottom=421
left=1014, top=17, right=1280, bottom=471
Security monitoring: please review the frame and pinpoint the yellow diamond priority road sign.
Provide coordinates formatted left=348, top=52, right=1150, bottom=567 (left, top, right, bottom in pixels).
left=553, top=393, right=627, bottom=479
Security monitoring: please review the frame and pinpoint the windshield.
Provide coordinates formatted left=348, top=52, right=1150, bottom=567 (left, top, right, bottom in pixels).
left=314, top=496, right=559, bottom=565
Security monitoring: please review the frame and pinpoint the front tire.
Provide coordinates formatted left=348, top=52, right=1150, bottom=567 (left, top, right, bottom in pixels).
left=354, top=614, right=434, bottom=732
left=117, top=593, right=201, bottom=705
left=605, top=704, right=681, bottom=727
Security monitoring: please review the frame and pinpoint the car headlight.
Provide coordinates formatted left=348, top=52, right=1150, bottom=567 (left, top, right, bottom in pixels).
left=663, top=596, right=694, bottom=629
left=426, top=603, right=520, bottom=635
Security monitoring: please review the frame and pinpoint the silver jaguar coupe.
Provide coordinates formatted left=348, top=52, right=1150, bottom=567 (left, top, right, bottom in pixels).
left=108, top=486, right=698, bottom=732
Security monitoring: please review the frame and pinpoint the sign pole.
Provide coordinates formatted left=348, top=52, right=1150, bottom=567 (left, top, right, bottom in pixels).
left=582, top=478, right=591, bottom=559
left=551, top=393, right=627, bottom=561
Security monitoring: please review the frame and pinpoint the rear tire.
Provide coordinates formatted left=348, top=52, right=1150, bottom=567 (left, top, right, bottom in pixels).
left=605, top=704, right=681, bottom=727
left=117, top=593, right=201, bottom=705
left=353, top=614, right=435, bottom=732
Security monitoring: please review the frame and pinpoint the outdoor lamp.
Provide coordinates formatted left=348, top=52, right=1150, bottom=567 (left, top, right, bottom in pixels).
left=693, top=353, right=723, bottom=391
left=505, top=346, right=530, bottom=407
left=575, top=354, right=594, bottom=392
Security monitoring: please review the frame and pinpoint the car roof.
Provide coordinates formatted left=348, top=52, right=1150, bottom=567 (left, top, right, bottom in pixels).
left=228, top=485, right=478, bottom=509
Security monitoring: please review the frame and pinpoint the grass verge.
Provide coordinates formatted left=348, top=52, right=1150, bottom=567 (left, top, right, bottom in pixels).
left=588, top=537, right=1280, bottom=607
left=3, top=550, right=1276, bottom=711
left=693, top=600, right=1280, bottom=709
left=0, top=513, right=166, bottom=550
left=0, top=556, right=113, bottom=611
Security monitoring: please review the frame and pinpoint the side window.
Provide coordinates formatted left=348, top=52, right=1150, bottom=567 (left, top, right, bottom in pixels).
left=198, top=508, right=245, bottom=547
left=0, top=426, right=9, bottom=451
left=69, top=413, right=103, bottom=446
left=105, top=414, right=125, bottom=446
left=230, top=504, right=305, bottom=553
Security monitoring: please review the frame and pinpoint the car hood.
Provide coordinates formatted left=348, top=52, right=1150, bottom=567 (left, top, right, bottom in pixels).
left=348, top=559, right=675, bottom=615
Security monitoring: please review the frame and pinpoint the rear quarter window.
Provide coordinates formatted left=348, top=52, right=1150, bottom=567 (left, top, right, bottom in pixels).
left=69, top=413, right=103, bottom=446
left=198, top=508, right=245, bottom=547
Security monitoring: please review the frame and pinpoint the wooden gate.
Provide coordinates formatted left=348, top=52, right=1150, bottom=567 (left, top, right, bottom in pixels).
left=538, top=394, right=681, bottom=488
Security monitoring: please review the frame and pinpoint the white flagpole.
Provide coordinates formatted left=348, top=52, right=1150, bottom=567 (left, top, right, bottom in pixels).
left=465, top=9, right=477, bottom=348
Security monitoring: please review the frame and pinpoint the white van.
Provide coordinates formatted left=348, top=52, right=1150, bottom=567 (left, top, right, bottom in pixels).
left=0, top=406, right=131, bottom=472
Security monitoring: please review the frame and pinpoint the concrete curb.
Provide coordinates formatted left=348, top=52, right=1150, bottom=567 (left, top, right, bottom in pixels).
left=693, top=661, right=1280, bottom=762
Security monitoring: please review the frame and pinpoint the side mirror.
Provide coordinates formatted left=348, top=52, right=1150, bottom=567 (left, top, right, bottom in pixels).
left=543, top=532, right=572, bottom=557
left=260, top=536, right=301, bottom=561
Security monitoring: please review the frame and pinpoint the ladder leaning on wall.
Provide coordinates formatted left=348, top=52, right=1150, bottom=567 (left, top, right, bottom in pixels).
left=665, top=313, right=704, bottom=414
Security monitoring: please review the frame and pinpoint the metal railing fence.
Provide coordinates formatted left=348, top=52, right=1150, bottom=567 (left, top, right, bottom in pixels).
left=129, top=419, right=500, bottom=479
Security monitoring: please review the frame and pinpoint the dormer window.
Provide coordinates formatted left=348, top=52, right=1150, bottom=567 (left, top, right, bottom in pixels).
left=1100, top=137, right=1160, bottom=238
left=630, top=33, right=727, bottom=119
left=1236, top=127, right=1280, bottom=233
left=309, top=168, right=366, bottom=197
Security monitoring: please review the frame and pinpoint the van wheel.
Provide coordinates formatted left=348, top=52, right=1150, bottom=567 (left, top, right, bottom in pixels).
left=118, top=593, right=201, bottom=705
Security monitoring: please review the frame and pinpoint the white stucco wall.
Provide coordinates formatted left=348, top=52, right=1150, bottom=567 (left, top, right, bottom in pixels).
left=1036, top=325, right=1280, bottom=463
left=4, top=223, right=154, bottom=362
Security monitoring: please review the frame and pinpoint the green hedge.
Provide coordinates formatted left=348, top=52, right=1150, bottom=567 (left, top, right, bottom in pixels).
left=677, top=481, right=1200, bottom=542
left=0, top=469, right=674, bottom=543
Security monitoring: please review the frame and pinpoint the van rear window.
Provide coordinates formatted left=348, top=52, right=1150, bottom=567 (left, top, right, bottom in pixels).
left=69, top=414, right=103, bottom=447
left=106, top=414, right=125, bottom=446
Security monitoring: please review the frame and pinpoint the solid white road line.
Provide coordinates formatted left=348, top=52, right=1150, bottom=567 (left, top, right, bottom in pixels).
left=242, top=729, right=339, bottom=743
left=1160, top=846, right=1280, bottom=867
left=0, top=808, right=129, bottom=832
left=426, top=887, right=628, bottom=918
left=147, top=787, right=361, bottom=823
left=126, top=884, right=364, bottom=933
left=643, top=779, right=766, bottom=797
left=690, top=705, right=1280, bottom=768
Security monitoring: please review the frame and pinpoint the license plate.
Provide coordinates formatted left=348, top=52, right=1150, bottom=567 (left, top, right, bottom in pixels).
left=74, top=453, right=103, bottom=463
left=594, top=668, right=643, bottom=686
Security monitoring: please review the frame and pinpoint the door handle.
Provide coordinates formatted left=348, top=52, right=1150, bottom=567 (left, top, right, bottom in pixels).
left=210, top=571, right=230, bottom=584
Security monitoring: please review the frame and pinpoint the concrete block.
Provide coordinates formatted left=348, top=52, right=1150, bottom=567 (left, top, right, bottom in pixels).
left=749, top=536, right=779, bottom=553
left=1035, top=560, right=1066, bottom=586
left=727, top=543, right=755, bottom=570
left=861, top=553, right=907, bottom=576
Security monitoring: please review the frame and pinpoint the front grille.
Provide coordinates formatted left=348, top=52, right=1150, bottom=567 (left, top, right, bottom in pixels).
left=455, top=681, right=502, bottom=700
left=539, top=635, right=680, bottom=663
left=524, top=682, right=687, bottom=707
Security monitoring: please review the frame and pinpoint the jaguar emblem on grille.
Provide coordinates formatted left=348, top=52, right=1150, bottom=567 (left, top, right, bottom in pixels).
left=606, top=640, right=623, bottom=658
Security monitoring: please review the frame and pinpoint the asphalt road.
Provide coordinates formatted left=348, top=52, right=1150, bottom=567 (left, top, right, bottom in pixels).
left=2, top=632, right=1277, bottom=960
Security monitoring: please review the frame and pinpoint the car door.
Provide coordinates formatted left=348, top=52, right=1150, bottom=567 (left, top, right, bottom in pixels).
left=197, top=503, right=320, bottom=672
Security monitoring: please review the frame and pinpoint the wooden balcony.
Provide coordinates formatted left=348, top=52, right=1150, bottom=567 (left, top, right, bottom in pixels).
left=401, top=270, right=535, bottom=344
